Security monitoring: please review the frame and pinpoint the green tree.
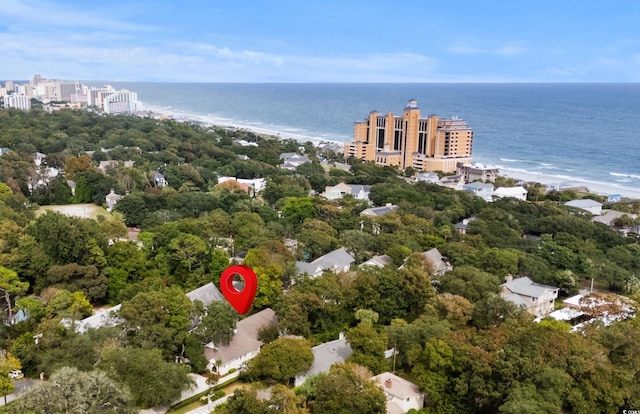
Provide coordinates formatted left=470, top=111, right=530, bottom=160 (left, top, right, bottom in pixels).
left=100, top=347, right=194, bottom=408
left=345, top=324, right=389, bottom=374
left=118, top=288, right=192, bottom=358
left=0, top=266, right=28, bottom=325
left=243, top=337, right=313, bottom=385
left=12, top=366, right=134, bottom=414
left=312, top=363, right=386, bottom=414
left=192, top=301, right=239, bottom=346
left=0, top=350, right=21, bottom=404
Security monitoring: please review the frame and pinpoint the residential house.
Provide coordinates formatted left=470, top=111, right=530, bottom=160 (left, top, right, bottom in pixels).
left=456, top=162, right=500, bottom=183
left=360, top=204, right=399, bottom=217
left=462, top=182, right=494, bottom=202
left=186, top=282, right=226, bottom=307
left=0, top=148, right=10, bottom=156
left=205, top=308, right=278, bottom=376
left=98, top=160, right=119, bottom=174
left=33, top=152, right=46, bottom=167
left=501, top=276, right=558, bottom=318
left=323, top=182, right=371, bottom=201
left=454, top=217, right=476, bottom=235
left=414, top=171, right=440, bottom=184
left=437, top=175, right=464, bottom=190
left=592, top=210, right=639, bottom=234
left=360, top=254, right=393, bottom=269
left=294, top=334, right=352, bottom=387
left=421, top=248, right=453, bottom=276
left=493, top=186, right=528, bottom=201
left=105, top=189, right=123, bottom=211
left=217, top=176, right=266, bottom=196
left=295, top=247, right=355, bottom=278
left=372, top=372, right=425, bottom=414
left=565, top=199, right=603, bottom=215
left=279, top=153, right=310, bottom=170
left=68, top=304, right=123, bottom=334
left=154, top=172, right=168, bottom=187
left=608, top=194, right=623, bottom=203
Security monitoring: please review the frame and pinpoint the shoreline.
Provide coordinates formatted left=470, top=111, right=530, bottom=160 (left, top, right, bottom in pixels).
left=140, top=104, right=640, bottom=200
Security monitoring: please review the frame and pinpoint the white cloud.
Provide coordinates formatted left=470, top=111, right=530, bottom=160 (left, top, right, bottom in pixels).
left=447, top=43, right=525, bottom=55
left=1, top=0, right=152, bottom=32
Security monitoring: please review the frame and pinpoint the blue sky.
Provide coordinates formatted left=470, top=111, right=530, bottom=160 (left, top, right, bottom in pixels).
left=2, top=0, right=640, bottom=82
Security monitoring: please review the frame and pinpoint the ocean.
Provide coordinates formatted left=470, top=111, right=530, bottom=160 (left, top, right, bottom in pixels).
left=104, top=82, right=640, bottom=198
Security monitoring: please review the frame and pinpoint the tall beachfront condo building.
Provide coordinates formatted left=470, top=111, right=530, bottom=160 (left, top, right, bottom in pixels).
left=103, top=90, right=140, bottom=114
left=5, top=94, right=32, bottom=110
left=344, top=99, right=473, bottom=173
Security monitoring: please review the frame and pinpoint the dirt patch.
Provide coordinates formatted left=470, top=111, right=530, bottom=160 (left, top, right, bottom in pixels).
left=37, top=204, right=111, bottom=219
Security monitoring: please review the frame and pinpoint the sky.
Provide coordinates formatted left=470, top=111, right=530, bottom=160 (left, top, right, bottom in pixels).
left=2, top=0, right=640, bottom=82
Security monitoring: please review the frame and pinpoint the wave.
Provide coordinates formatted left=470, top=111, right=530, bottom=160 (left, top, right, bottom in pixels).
left=609, top=172, right=640, bottom=180
left=499, top=158, right=520, bottom=162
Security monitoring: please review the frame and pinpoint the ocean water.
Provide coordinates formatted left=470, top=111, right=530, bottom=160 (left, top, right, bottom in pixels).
left=105, top=82, right=640, bottom=196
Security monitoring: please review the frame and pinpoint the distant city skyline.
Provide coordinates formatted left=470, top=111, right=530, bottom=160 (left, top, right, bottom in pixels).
left=2, top=0, right=640, bottom=82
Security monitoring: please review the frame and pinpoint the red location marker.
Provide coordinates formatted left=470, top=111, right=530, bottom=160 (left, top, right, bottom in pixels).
left=219, top=264, right=258, bottom=314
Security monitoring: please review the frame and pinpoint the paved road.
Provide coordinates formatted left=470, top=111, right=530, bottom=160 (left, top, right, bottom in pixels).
left=0, top=378, right=39, bottom=406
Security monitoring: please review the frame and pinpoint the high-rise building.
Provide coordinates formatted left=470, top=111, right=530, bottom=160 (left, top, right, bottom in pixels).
left=4, top=81, right=14, bottom=92
left=5, top=94, right=32, bottom=110
left=103, top=90, right=140, bottom=114
left=344, top=99, right=473, bottom=173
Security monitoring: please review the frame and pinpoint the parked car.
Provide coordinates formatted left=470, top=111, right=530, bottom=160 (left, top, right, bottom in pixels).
left=8, top=370, right=23, bottom=380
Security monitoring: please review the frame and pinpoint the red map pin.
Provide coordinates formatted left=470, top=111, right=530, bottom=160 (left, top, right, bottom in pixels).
left=219, top=264, right=258, bottom=314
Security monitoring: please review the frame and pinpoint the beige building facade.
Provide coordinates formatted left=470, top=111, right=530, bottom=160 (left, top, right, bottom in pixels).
left=345, top=99, right=473, bottom=173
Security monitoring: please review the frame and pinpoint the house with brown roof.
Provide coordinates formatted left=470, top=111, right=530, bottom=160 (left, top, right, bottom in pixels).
left=204, top=308, right=278, bottom=375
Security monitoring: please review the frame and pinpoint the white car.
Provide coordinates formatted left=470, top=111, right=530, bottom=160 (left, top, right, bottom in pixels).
left=8, top=370, right=23, bottom=380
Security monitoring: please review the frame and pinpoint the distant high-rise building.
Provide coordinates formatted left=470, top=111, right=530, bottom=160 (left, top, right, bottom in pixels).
left=30, top=74, right=44, bottom=87
left=103, top=90, right=140, bottom=114
left=56, top=82, right=80, bottom=101
left=4, top=81, right=14, bottom=92
left=87, top=85, right=116, bottom=108
left=15, top=85, right=33, bottom=98
left=344, top=99, right=473, bottom=173
left=5, top=94, right=32, bottom=110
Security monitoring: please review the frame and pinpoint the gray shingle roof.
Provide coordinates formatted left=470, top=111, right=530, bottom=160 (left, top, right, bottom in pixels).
left=186, top=282, right=225, bottom=307
left=502, top=276, right=557, bottom=298
left=295, top=337, right=352, bottom=386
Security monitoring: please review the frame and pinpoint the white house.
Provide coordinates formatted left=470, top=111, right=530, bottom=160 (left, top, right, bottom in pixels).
left=295, top=248, right=355, bottom=278
left=372, top=372, right=425, bottom=414
left=205, top=308, right=278, bottom=375
left=279, top=153, right=311, bottom=170
left=105, top=189, right=123, bottom=211
left=360, top=254, right=393, bottom=269
left=323, top=182, right=371, bottom=201
left=462, top=182, right=494, bottom=202
left=493, top=186, right=528, bottom=201
left=414, top=171, right=440, bottom=184
left=565, top=199, right=603, bottom=215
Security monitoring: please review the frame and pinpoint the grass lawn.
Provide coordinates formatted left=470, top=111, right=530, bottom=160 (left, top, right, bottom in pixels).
left=37, top=203, right=111, bottom=220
